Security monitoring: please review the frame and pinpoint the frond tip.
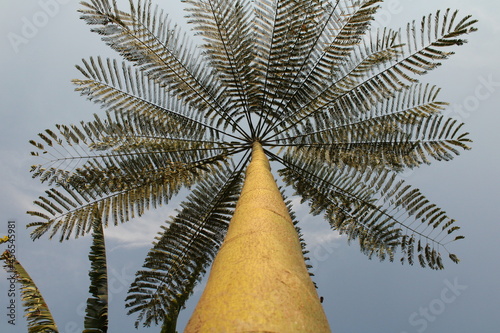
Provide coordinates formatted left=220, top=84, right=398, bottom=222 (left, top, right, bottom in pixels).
left=1, top=251, right=59, bottom=333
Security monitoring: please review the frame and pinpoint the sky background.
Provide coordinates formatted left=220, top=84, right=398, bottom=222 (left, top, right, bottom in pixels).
left=0, top=0, right=499, bottom=332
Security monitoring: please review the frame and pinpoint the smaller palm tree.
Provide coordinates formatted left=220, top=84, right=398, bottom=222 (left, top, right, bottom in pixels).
left=1, top=237, right=59, bottom=333
left=26, top=0, right=476, bottom=331
left=1, top=213, right=109, bottom=333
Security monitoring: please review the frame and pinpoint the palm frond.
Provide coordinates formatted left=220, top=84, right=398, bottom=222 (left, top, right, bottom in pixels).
left=259, top=0, right=385, bottom=135
left=277, top=153, right=461, bottom=269
left=277, top=0, right=384, bottom=119
left=284, top=82, right=444, bottom=140
left=279, top=106, right=470, bottom=171
left=27, top=153, right=221, bottom=241
left=29, top=111, right=236, bottom=187
left=79, top=0, right=244, bottom=133
left=73, top=57, right=239, bottom=141
left=252, top=0, right=337, bottom=124
left=1, top=251, right=59, bottom=332
left=27, top=106, right=237, bottom=241
left=267, top=9, right=476, bottom=139
left=126, top=162, right=245, bottom=328
left=183, top=0, right=259, bottom=128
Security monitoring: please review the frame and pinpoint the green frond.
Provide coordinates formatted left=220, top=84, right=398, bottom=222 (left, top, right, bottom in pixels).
left=78, top=0, right=243, bottom=133
left=291, top=82, right=445, bottom=140
left=126, top=162, right=244, bottom=328
left=267, top=8, right=476, bottom=140
left=73, top=57, right=232, bottom=141
left=29, top=109, right=239, bottom=176
left=259, top=0, right=384, bottom=135
left=183, top=0, right=259, bottom=123
left=27, top=152, right=226, bottom=241
left=252, top=0, right=335, bottom=119
left=83, top=212, right=109, bottom=333
left=277, top=154, right=462, bottom=269
left=1, top=251, right=58, bottom=332
left=287, top=114, right=469, bottom=171
left=275, top=84, right=469, bottom=171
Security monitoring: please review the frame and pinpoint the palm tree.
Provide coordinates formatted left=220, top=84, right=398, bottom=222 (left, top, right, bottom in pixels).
left=1, top=213, right=109, bottom=333
left=83, top=211, right=109, bottom=333
left=27, top=0, right=476, bottom=331
left=1, top=238, right=59, bottom=333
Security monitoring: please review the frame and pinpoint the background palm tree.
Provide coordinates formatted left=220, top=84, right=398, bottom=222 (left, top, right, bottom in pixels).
left=27, top=0, right=476, bottom=331
left=83, top=211, right=109, bottom=333
left=1, top=213, right=109, bottom=333
left=1, top=238, right=59, bottom=333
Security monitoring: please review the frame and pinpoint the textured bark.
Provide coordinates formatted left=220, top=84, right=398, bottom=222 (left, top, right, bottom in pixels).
left=185, top=142, right=330, bottom=332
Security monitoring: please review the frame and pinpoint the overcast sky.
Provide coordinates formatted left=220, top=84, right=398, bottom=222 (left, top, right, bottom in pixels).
left=1, top=1, right=499, bottom=332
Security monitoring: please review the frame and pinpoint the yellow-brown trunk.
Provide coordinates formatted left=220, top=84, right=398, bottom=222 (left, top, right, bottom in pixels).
left=185, top=142, right=331, bottom=332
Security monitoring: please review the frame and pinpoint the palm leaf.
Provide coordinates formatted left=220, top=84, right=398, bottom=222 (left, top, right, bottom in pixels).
left=78, top=0, right=244, bottom=133
left=283, top=114, right=470, bottom=171
left=277, top=153, right=460, bottom=269
left=27, top=150, right=220, bottom=240
left=266, top=9, right=477, bottom=139
left=1, top=251, right=59, bottom=332
left=27, top=75, right=240, bottom=240
left=72, top=57, right=232, bottom=141
left=253, top=0, right=338, bottom=123
left=183, top=0, right=259, bottom=127
left=259, top=0, right=386, bottom=135
left=126, top=162, right=245, bottom=328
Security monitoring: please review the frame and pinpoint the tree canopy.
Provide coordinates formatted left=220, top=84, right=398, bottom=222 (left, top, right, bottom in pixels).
left=26, top=0, right=476, bottom=329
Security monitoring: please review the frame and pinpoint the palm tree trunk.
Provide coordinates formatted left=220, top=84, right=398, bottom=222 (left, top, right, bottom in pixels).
left=160, top=313, right=178, bottom=333
left=185, top=142, right=331, bottom=332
